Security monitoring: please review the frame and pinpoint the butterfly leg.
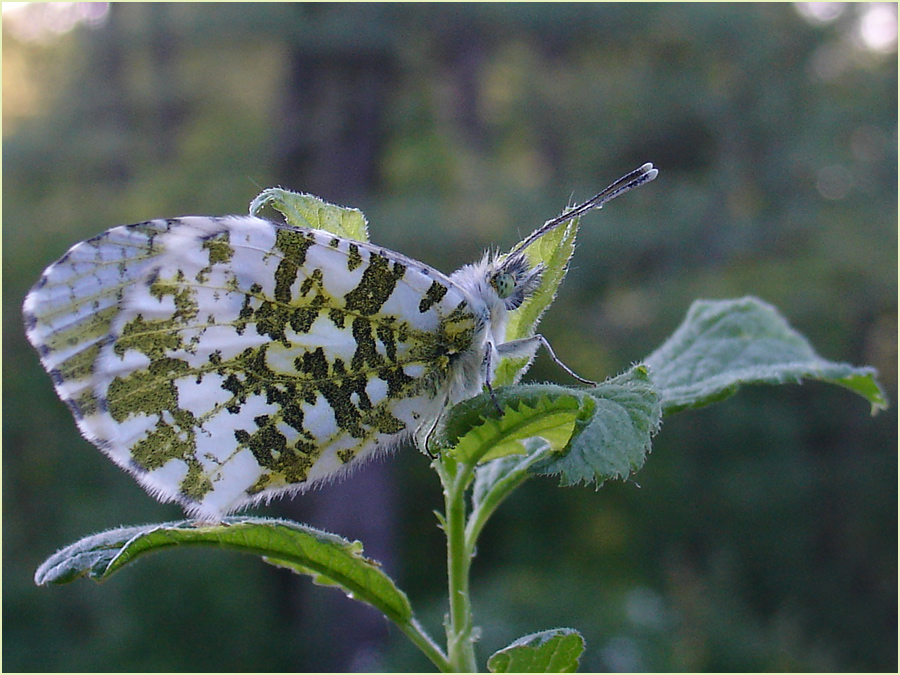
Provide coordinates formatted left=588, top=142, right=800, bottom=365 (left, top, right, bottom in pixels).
left=482, top=348, right=503, bottom=414
left=496, top=335, right=596, bottom=386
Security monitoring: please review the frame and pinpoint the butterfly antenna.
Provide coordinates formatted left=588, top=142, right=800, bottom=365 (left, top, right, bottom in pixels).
left=511, top=162, right=658, bottom=256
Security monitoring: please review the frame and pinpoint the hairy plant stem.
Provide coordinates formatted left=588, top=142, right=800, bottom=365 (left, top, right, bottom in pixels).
left=438, top=456, right=478, bottom=672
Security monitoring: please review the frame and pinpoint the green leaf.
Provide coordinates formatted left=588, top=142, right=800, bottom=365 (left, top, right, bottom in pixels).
left=34, top=518, right=412, bottom=624
left=644, top=297, right=889, bottom=415
left=249, top=188, right=369, bottom=242
left=471, top=442, right=551, bottom=510
left=494, top=211, right=580, bottom=386
left=440, top=385, right=593, bottom=464
left=535, top=365, right=661, bottom=486
left=466, top=441, right=560, bottom=550
left=487, top=628, right=585, bottom=673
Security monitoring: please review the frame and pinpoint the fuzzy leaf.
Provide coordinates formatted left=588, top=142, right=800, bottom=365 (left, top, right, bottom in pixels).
left=534, top=365, right=661, bottom=486
left=472, top=441, right=552, bottom=510
left=644, top=297, right=888, bottom=415
left=459, top=398, right=581, bottom=464
left=440, top=385, right=593, bottom=465
left=249, top=188, right=369, bottom=241
left=488, top=628, right=585, bottom=673
left=34, top=518, right=412, bottom=624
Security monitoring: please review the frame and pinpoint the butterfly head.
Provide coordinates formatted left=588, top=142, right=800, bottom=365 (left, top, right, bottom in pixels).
left=489, top=252, right=543, bottom=311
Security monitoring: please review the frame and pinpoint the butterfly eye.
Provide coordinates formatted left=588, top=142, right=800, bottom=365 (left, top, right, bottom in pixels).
left=491, top=272, right=516, bottom=299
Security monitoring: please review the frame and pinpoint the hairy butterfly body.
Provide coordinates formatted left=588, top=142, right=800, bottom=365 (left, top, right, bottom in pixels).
left=23, top=163, right=656, bottom=520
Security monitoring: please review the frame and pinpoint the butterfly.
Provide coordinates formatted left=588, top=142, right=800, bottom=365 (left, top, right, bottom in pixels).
left=23, top=163, right=657, bottom=521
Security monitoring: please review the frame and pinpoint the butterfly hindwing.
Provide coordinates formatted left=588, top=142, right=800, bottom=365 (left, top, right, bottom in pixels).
left=24, top=216, right=480, bottom=519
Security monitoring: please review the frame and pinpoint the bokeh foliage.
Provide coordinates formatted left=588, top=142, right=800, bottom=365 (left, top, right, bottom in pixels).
left=3, top=3, right=895, bottom=671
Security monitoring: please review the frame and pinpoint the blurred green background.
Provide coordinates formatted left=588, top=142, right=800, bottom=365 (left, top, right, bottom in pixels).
left=3, top=3, right=896, bottom=672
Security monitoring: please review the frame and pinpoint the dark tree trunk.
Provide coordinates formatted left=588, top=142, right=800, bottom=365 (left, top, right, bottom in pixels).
left=270, top=28, right=399, bottom=672
left=274, top=50, right=394, bottom=203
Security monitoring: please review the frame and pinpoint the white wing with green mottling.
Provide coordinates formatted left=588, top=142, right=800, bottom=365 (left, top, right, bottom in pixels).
left=24, top=216, right=486, bottom=520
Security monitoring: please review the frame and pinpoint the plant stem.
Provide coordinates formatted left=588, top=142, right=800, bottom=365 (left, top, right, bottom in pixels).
left=439, top=457, right=478, bottom=672
left=397, top=617, right=453, bottom=673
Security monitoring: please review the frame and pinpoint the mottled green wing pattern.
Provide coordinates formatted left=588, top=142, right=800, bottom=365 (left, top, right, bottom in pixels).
left=24, top=216, right=480, bottom=520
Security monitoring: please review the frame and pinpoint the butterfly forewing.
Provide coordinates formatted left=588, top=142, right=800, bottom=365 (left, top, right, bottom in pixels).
left=24, top=216, right=479, bottom=519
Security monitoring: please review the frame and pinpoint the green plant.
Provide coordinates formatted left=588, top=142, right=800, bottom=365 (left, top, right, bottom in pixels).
left=32, top=187, right=886, bottom=673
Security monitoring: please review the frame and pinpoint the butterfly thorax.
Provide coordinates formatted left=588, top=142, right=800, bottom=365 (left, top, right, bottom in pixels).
left=448, top=250, right=543, bottom=385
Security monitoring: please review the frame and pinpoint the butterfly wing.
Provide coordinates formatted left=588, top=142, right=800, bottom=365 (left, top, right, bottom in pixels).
left=24, top=216, right=481, bottom=519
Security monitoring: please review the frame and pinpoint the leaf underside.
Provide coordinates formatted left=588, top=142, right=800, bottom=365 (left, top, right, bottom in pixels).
left=249, top=188, right=369, bottom=241
left=644, top=297, right=888, bottom=415
left=488, top=628, right=586, bottom=673
left=34, top=518, right=412, bottom=624
left=441, top=366, right=662, bottom=489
